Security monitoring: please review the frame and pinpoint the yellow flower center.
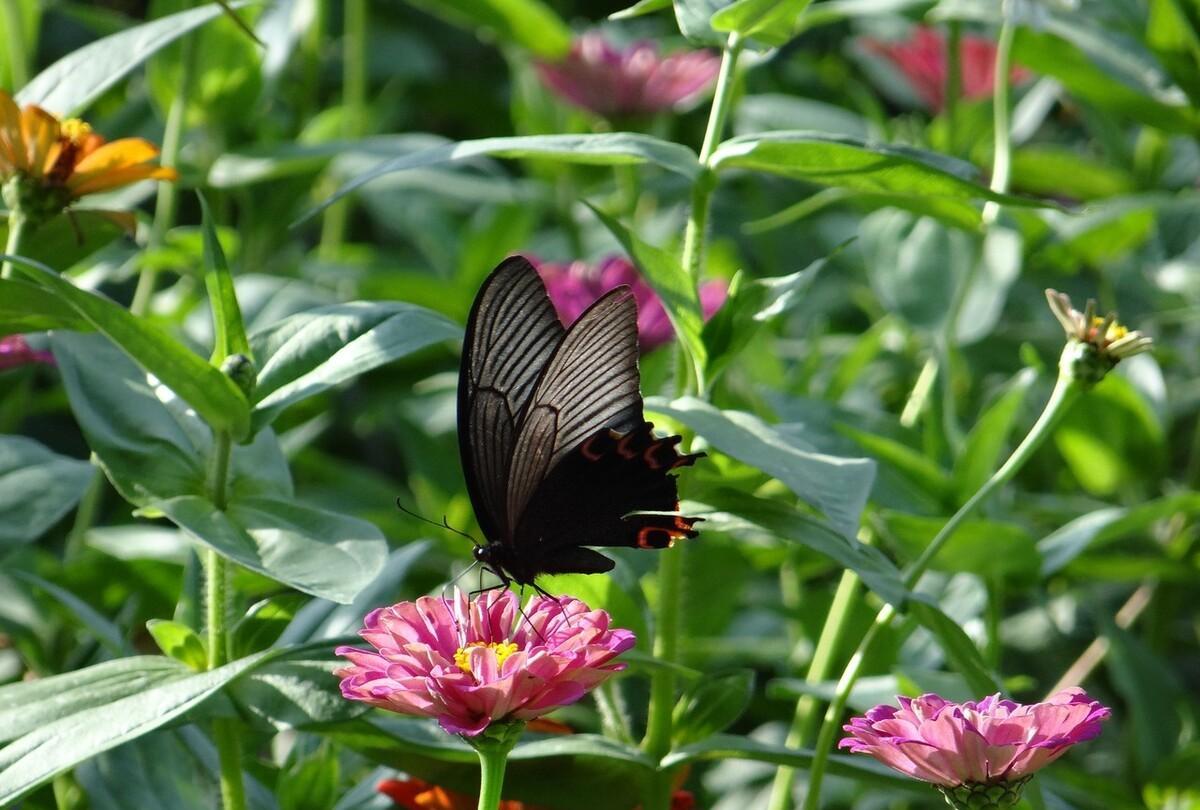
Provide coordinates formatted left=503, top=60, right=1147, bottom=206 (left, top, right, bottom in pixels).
left=60, top=118, right=92, bottom=145
left=454, top=641, right=519, bottom=674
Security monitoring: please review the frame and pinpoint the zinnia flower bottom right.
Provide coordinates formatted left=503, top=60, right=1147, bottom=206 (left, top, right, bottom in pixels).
left=839, top=688, right=1110, bottom=809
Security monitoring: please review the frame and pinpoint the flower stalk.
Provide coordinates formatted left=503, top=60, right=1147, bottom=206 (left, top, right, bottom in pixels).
left=1, top=208, right=27, bottom=280
left=318, top=0, right=368, bottom=260
left=0, top=0, right=29, bottom=89
left=467, top=721, right=525, bottom=810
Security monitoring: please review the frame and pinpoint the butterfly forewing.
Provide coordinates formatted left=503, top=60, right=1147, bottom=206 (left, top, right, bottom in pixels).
left=457, top=256, right=565, bottom=542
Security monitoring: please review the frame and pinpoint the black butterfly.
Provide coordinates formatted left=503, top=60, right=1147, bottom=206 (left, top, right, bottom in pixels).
left=457, top=255, right=703, bottom=586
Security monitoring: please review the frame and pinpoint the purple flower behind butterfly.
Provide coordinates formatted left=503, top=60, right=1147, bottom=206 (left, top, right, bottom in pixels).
left=534, top=256, right=726, bottom=352
left=536, top=33, right=721, bottom=118
left=0, top=335, right=54, bottom=370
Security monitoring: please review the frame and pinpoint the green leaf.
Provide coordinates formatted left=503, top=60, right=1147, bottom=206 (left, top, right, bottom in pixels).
left=672, top=669, right=754, bottom=746
left=1148, top=0, right=1200, bottom=106
left=648, top=396, right=875, bottom=541
left=2, top=210, right=131, bottom=270
left=298, top=134, right=701, bottom=223
left=1038, top=492, right=1200, bottom=576
left=16, top=1, right=251, bottom=115
left=711, top=132, right=1045, bottom=208
left=10, top=570, right=130, bottom=655
left=207, top=134, right=449, bottom=187
left=907, top=599, right=1002, bottom=696
left=662, top=734, right=925, bottom=791
left=51, top=332, right=290, bottom=507
left=0, top=278, right=90, bottom=333
left=610, top=0, right=672, bottom=19
left=710, top=0, right=813, bottom=45
left=278, top=743, right=340, bottom=810
left=695, top=489, right=908, bottom=607
left=154, top=494, right=387, bottom=604
left=248, top=301, right=461, bottom=431
left=199, top=193, right=251, bottom=365
left=0, top=436, right=93, bottom=546
left=0, top=656, right=190, bottom=745
left=404, top=0, right=571, bottom=59
left=673, top=0, right=735, bottom=43
left=539, top=573, right=648, bottom=644
left=585, top=204, right=707, bottom=392
left=837, top=424, right=953, bottom=503
left=8, top=257, right=250, bottom=438
left=75, top=730, right=221, bottom=810
left=0, top=650, right=271, bottom=805
left=147, top=619, right=208, bottom=671
left=232, top=594, right=309, bottom=658
left=880, top=511, right=1040, bottom=578
left=1104, top=624, right=1186, bottom=777
left=952, top=369, right=1036, bottom=503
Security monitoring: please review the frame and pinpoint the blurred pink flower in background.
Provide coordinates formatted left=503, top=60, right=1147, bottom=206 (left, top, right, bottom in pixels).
left=863, top=25, right=1032, bottom=112
left=335, top=588, right=634, bottom=737
left=534, top=255, right=727, bottom=351
left=0, top=335, right=53, bottom=370
left=536, top=33, right=721, bottom=117
left=840, top=689, right=1109, bottom=808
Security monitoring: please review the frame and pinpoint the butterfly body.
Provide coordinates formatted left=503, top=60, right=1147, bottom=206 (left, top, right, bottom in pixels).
left=458, top=256, right=702, bottom=586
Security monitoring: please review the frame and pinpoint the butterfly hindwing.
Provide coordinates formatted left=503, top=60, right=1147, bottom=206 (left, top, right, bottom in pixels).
left=457, top=256, right=565, bottom=542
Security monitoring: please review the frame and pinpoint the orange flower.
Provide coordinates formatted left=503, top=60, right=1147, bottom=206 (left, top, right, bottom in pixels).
left=377, top=778, right=532, bottom=810
left=0, top=89, right=176, bottom=222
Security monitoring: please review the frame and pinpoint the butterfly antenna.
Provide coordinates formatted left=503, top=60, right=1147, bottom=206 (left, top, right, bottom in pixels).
left=395, top=499, right=482, bottom=547
left=441, top=559, right=481, bottom=604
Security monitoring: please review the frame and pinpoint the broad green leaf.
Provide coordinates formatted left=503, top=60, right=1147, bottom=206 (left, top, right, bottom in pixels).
left=793, top=0, right=927, bottom=33
left=610, top=0, right=672, bottom=19
left=0, top=278, right=90, bottom=333
left=155, top=494, right=386, bottom=603
left=907, top=600, right=1002, bottom=696
left=859, top=212, right=966, bottom=332
left=1012, top=27, right=1199, bottom=135
left=1148, top=0, right=1200, bottom=106
left=232, top=653, right=365, bottom=730
left=76, top=730, right=220, bottom=810
left=672, top=669, right=754, bottom=746
left=9, top=257, right=249, bottom=438
left=662, top=734, right=925, bottom=791
left=233, top=594, right=309, bottom=658
left=299, top=134, right=701, bottom=223
left=249, top=302, right=460, bottom=430
left=880, top=511, right=1040, bottom=577
left=0, top=436, right=93, bottom=546
left=838, top=424, right=953, bottom=503
left=1104, top=624, right=1185, bottom=777
left=694, top=489, right=908, bottom=607
left=0, top=656, right=190, bottom=745
left=207, top=134, right=449, bottom=187
left=710, top=0, right=813, bottom=46
left=1, top=210, right=130, bottom=270
left=51, top=332, right=290, bottom=507
left=952, top=369, right=1036, bottom=503
left=16, top=1, right=250, bottom=114
left=649, top=396, right=875, bottom=541
left=1011, top=147, right=1136, bottom=201
left=199, top=193, right=251, bottom=365
left=147, top=619, right=208, bottom=671
left=278, top=743, right=340, bottom=810
left=1038, top=492, right=1200, bottom=576
left=0, top=650, right=271, bottom=804
left=278, top=542, right=431, bottom=644
left=585, top=204, right=707, bottom=393
left=0, top=0, right=38, bottom=90
left=673, top=0, right=735, bottom=43
left=405, top=0, right=571, bottom=59
left=539, top=573, right=648, bottom=644
left=711, top=132, right=1044, bottom=208
left=954, top=225, right=1021, bottom=345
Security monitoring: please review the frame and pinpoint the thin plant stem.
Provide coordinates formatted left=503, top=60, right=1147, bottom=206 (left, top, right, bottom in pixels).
left=63, top=471, right=106, bottom=560
left=204, top=429, right=245, bottom=810
left=899, top=354, right=939, bottom=428
left=943, top=20, right=962, bottom=156
left=985, top=573, right=1004, bottom=669
left=1, top=210, right=27, bottom=280
left=471, top=725, right=522, bottom=810
left=767, top=567, right=862, bottom=810
left=319, top=0, right=367, bottom=260
left=641, top=31, right=743, bottom=810
left=130, top=33, right=197, bottom=317
left=1, top=0, right=29, bottom=89
left=801, top=371, right=1083, bottom=810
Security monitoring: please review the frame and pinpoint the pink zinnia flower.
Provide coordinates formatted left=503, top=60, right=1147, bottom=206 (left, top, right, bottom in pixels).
left=335, top=589, right=635, bottom=737
left=536, top=33, right=721, bottom=117
left=0, top=335, right=54, bottom=370
left=840, top=689, right=1110, bottom=808
left=534, top=255, right=727, bottom=352
left=863, top=26, right=1032, bottom=112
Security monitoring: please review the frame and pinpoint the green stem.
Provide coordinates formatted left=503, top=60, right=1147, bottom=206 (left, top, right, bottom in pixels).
left=1, top=209, right=28, bottom=280
left=0, top=0, right=29, bottom=89
left=985, top=574, right=1004, bottom=669
left=801, top=371, right=1083, bottom=810
left=63, top=470, right=105, bottom=561
left=204, top=429, right=245, bottom=810
left=982, top=0, right=1017, bottom=225
left=471, top=724, right=523, bottom=810
left=130, top=33, right=197, bottom=317
left=318, top=0, right=368, bottom=261
left=943, top=20, right=962, bottom=155
left=899, top=354, right=939, bottom=429
left=767, top=567, right=862, bottom=810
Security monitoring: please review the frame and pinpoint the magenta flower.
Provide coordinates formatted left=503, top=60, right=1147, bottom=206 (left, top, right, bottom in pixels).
left=0, top=335, right=54, bottom=370
left=536, top=32, right=721, bottom=118
left=534, top=255, right=726, bottom=352
left=840, top=689, right=1110, bottom=808
left=862, top=26, right=1032, bottom=112
left=335, top=588, right=635, bottom=737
